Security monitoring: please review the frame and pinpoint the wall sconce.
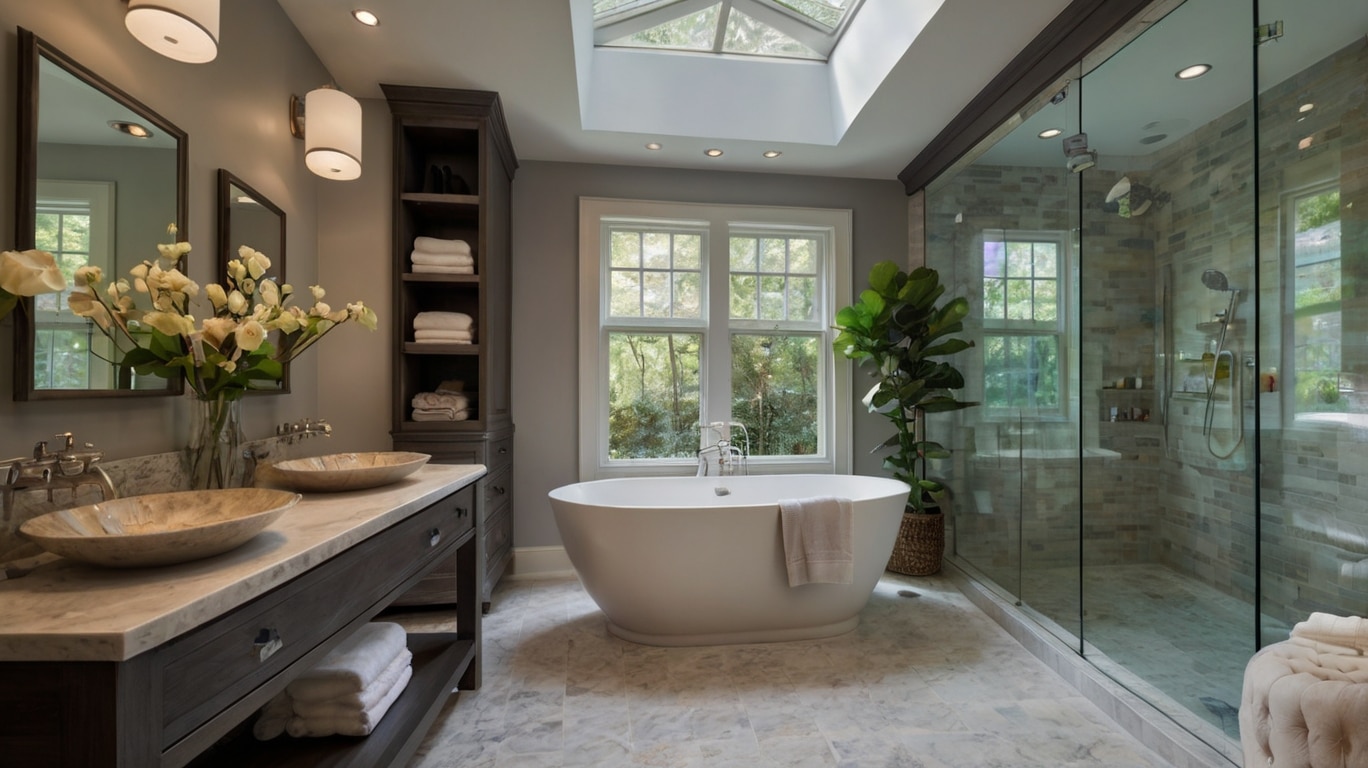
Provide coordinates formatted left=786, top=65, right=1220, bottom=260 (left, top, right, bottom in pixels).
left=289, top=87, right=363, bottom=181
left=124, top=0, right=220, bottom=64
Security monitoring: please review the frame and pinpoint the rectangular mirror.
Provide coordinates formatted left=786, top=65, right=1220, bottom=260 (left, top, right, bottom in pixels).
left=12, top=28, right=188, bottom=400
left=217, top=169, right=289, bottom=393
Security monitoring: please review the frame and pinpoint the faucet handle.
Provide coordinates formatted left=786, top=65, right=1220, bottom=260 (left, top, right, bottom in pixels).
left=54, top=432, right=75, bottom=451
left=31, top=440, right=52, bottom=460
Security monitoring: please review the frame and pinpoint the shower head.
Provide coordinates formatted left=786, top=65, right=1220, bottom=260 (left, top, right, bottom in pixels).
left=1202, top=269, right=1233, bottom=292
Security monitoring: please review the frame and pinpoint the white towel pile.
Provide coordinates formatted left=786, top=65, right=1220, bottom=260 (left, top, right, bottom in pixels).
left=253, top=622, right=412, bottom=740
left=412, top=379, right=471, bottom=422
left=411, top=311, right=475, bottom=345
left=411, top=236, right=474, bottom=275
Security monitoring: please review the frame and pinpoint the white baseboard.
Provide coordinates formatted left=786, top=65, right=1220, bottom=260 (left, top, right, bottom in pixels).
left=509, top=546, right=576, bottom=580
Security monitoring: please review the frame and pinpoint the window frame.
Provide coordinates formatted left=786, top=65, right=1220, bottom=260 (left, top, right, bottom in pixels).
left=977, top=228, right=1071, bottom=421
left=1282, top=179, right=1349, bottom=424
left=579, top=197, right=851, bottom=479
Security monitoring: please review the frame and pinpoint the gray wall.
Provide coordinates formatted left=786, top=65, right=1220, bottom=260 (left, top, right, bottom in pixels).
left=509, top=161, right=907, bottom=547
left=0, top=0, right=333, bottom=459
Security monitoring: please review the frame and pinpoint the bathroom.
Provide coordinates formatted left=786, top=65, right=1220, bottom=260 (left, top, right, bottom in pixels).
left=0, top=0, right=1365, bottom=765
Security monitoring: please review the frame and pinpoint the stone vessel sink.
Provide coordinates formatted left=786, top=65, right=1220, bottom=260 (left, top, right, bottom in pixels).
left=256, top=451, right=431, bottom=493
left=18, top=488, right=300, bottom=568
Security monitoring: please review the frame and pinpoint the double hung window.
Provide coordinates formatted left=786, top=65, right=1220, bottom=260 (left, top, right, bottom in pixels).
left=980, top=229, right=1066, bottom=417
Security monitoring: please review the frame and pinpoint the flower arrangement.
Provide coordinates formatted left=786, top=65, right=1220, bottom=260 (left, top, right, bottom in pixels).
left=67, top=229, right=377, bottom=401
left=0, top=248, right=66, bottom=320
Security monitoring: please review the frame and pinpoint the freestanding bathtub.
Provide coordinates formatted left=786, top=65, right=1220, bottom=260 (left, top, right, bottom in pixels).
left=548, top=474, right=909, bottom=646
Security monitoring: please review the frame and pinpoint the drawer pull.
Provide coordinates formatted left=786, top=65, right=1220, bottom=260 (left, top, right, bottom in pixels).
left=455, top=506, right=468, bottom=518
left=497, top=446, right=508, bottom=455
left=428, top=528, right=442, bottom=547
left=491, top=485, right=505, bottom=495
left=253, top=628, right=283, bottom=662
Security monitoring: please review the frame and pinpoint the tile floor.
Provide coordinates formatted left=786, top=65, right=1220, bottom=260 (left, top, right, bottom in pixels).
left=404, top=572, right=1180, bottom=767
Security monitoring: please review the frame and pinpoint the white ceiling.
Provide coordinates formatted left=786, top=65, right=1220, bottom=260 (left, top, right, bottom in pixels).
left=273, top=0, right=1078, bottom=180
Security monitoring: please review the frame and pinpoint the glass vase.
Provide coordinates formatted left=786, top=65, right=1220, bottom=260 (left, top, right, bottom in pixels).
left=187, top=393, right=245, bottom=490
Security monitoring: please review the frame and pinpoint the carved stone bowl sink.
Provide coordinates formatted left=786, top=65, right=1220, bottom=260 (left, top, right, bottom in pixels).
left=256, top=451, right=431, bottom=493
left=19, top=488, right=300, bottom=568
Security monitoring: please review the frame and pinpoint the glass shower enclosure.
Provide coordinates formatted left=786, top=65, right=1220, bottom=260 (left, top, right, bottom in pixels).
left=923, top=0, right=1368, bottom=756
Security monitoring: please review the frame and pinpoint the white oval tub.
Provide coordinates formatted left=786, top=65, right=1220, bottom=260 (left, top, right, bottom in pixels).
left=548, top=474, right=909, bottom=646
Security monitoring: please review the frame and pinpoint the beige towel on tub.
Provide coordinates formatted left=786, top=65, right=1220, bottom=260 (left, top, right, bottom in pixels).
left=779, top=496, right=853, bottom=586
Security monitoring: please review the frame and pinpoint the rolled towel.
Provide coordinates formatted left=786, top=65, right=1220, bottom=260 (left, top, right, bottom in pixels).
left=413, top=329, right=473, bottom=343
left=412, top=311, right=472, bottom=331
left=436, top=379, right=464, bottom=394
left=411, top=250, right=474, bottom=267
left=291, top=649, right=413, bottom=718
left=411, top=392, right=469, bottom=410
left=412, top=407, right=469, bottom=422
left=412, top=264, right=475, bottom=275
left=253, top=689, right=294, bottom=741
left=413, top=236, right=471, bottom=255
left=779, top=496, right=853, bottom=587
left=285, top=664, right=412, bottom=738
left=285, top=622, right=407, bottom=702
left=1292, top=612, right=1368, bottom=652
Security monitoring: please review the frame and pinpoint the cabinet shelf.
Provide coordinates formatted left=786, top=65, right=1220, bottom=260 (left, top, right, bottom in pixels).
left=401, top=273, right=480, bottom=285
left=403, top=343, right=481, bottom=356
left=187, top=632, right=475, bottom=768
left=400, top=192, right=480, bottom=208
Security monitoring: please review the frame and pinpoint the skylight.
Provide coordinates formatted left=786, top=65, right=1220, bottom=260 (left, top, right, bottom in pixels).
left=593, top=0, right=861, bottom=61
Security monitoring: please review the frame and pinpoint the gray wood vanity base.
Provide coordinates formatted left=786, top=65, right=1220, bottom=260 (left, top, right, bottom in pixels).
left=0, top=464, right=485, bottom=768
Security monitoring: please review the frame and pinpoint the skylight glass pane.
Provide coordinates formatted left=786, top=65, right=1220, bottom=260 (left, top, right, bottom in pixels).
left=593, top=0, right=672, bottom=20
left=771, top=0, right=851, bottom=31
left=606, top=4, right=722, bottom=52
left=722, top=8, right=822, bottom=59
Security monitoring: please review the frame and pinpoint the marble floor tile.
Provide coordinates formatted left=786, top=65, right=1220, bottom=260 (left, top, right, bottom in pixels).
left=407, top=572, right=1187, bottom=768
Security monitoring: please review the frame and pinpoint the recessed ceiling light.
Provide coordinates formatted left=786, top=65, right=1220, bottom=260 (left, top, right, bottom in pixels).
left=108, top=120, right=152, bottom=138
left=762, top=150, right=781, bottom=158
left=352, top=9, right=380, bottom=26
left=645, top=142, right=662, bottom=150
left=1299, top=136, right=1314, bottom=150
left=1175, top=64, right=1211, bottom=80
left=704, top=148, right=723, bottom=157
left=1038, top=128, right=1063, bottom=139
left=1299, top=102, right=1315, bottom=113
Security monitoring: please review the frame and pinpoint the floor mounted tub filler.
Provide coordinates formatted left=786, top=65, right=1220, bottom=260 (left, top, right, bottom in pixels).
left=548, top=474, right=910, bottom=646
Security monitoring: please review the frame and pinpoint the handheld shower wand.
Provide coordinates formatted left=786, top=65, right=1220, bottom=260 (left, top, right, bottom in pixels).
left=1200, top=270, right=1243, bottom=458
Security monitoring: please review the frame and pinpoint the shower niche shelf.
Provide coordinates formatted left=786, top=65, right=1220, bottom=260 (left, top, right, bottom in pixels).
left=1196, top=320, right=1243, bottom=334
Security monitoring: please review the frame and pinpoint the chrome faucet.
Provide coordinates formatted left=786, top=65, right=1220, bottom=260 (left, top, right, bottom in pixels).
left=2, top=433, right=117, bottom=521
left=276, top=418, right=332, bottom=444
left=696, top=421, right=749, bottom=477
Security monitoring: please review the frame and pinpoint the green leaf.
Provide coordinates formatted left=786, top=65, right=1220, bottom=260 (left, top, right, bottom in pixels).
left=867, top=261, right=900, bottom=295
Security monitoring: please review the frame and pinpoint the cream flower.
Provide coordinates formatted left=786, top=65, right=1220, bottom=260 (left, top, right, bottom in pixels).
left=205, top=283, right=228, bottom=311
left=227, top=290, right=248, bottom=315
left=347, top=301, right=379, bottom=330
left=74, top=265, right=103, bottom=287
left=227, top=259, right=247, bottom=283
left=140, top=310, right=193, bottom=337
left=235, top=319, right=267, bottom=352
left=239, top=246, right=271, bottom=280
left=0, top=249, right=66, bottom=296
left=310, top=285, right=326, bottom=302
left=200, top=316, right=237, bottom=349
left=259, top=279, right=280, bottom=308
left=68, top=289, right=112, bottom=329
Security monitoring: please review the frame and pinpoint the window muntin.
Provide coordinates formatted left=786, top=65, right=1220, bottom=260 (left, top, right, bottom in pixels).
left=593, top=0, right=862, bottom=61
left=981, top=231, right=1066, bottom=414
left=580, top=198, right=850, bottom=478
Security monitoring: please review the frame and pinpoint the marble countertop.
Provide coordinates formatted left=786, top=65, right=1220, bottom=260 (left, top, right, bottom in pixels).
left=0, top=463, right=485, bottom=662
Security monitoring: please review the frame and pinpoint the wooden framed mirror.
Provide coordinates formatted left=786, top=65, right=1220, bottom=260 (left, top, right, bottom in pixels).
left=217, top=169, right=289, bottom=394
left=12, top=28, right=188, bottom=400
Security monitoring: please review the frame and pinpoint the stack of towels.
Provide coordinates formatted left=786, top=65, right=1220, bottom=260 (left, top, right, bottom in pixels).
left=412, top=379, right=470, bottom=422
left=253, top=622, right=412, bottom=740
left=411, top=236, right=474, bottom=275
left=411, top=311, right=475, bottom=345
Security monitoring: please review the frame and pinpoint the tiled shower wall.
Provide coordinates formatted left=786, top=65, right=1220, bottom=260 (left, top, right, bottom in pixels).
left=932, top=37, right=1367, bottom=629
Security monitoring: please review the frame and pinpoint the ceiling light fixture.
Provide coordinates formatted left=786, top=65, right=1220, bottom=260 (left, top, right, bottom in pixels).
left=645, top=142, right=662, bottom=150
left=351, top=9, right=380, bottom=26
left=763, top=150, right=781, bottom=158
left=704, top=148, right=723, bottom=157
left=290, top=86, right=364, bottom=180
left=125, top=0, right=219, bottom=64
left=1175, top=63, right=1212, bottom=80
left=1038, top=128, right=1063, bottom=139
left=108, top=120, right=153, bottom=138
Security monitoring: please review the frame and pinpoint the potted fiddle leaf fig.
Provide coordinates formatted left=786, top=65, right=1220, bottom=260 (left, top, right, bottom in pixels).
left=833, top=260, right=977, bottom=575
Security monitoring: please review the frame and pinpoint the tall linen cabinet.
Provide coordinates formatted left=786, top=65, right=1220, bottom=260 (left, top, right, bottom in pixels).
left=383, top=85, right=516, bottom=611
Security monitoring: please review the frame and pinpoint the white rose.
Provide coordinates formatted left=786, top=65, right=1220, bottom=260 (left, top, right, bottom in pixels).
left=228, top=290, right=248, bottom=315
left=310, top=285, right=326, bottom=302
left=205, top=283, right=228, bottom=310
left=235, top=319, right=267, bottom=352
left=259, top=279, right=280, bottom=308
left=0, top=249, right=66, bottom=296
left=200, top=316, right=236, bottom=349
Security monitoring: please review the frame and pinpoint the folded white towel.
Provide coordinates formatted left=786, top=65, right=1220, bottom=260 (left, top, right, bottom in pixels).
left=412, top=407, right=469, bottom=422
left=779, top=496, right=853, bottom=587
left=411, top=392, right=469, bottom=410
left=436, top=379, right=464, bottom=394
left=413, top=236, right=471, bottom=255
left=412, top=311, right=472, bottom=331
left=285, top=664, right=412, bottom=738
left=285, top=622, right=407, bottom=702
left=411, top=250, right=474, bottom=267
left=413, top=264, right=475, bottom=275
left=1292, top=613, right=1368, bottom=652
left=413, top=329, right=474, bottom=342
left=291, top=649, right=413, bottom=718
left=253, top=689, right=295, bottom=741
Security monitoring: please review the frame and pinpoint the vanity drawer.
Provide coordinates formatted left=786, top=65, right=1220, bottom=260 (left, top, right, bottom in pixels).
left=158, top=485, right=474, bottom=746
left=487, top=435, right=512, bottom=471
left=483, top=463, right=511, bottom=509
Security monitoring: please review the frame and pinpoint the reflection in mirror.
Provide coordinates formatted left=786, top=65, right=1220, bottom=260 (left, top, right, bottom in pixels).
left=217, top=169, right=289, bottom=393
left=13, top=28, right=187, bottom=400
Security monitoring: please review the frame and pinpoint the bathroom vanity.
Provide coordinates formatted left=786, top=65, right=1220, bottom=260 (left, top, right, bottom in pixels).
left=0, top=463, right=485, bottom=768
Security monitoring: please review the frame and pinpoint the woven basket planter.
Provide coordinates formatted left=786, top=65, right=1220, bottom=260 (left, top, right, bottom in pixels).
left=886, top=507, right=944, bottom=576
